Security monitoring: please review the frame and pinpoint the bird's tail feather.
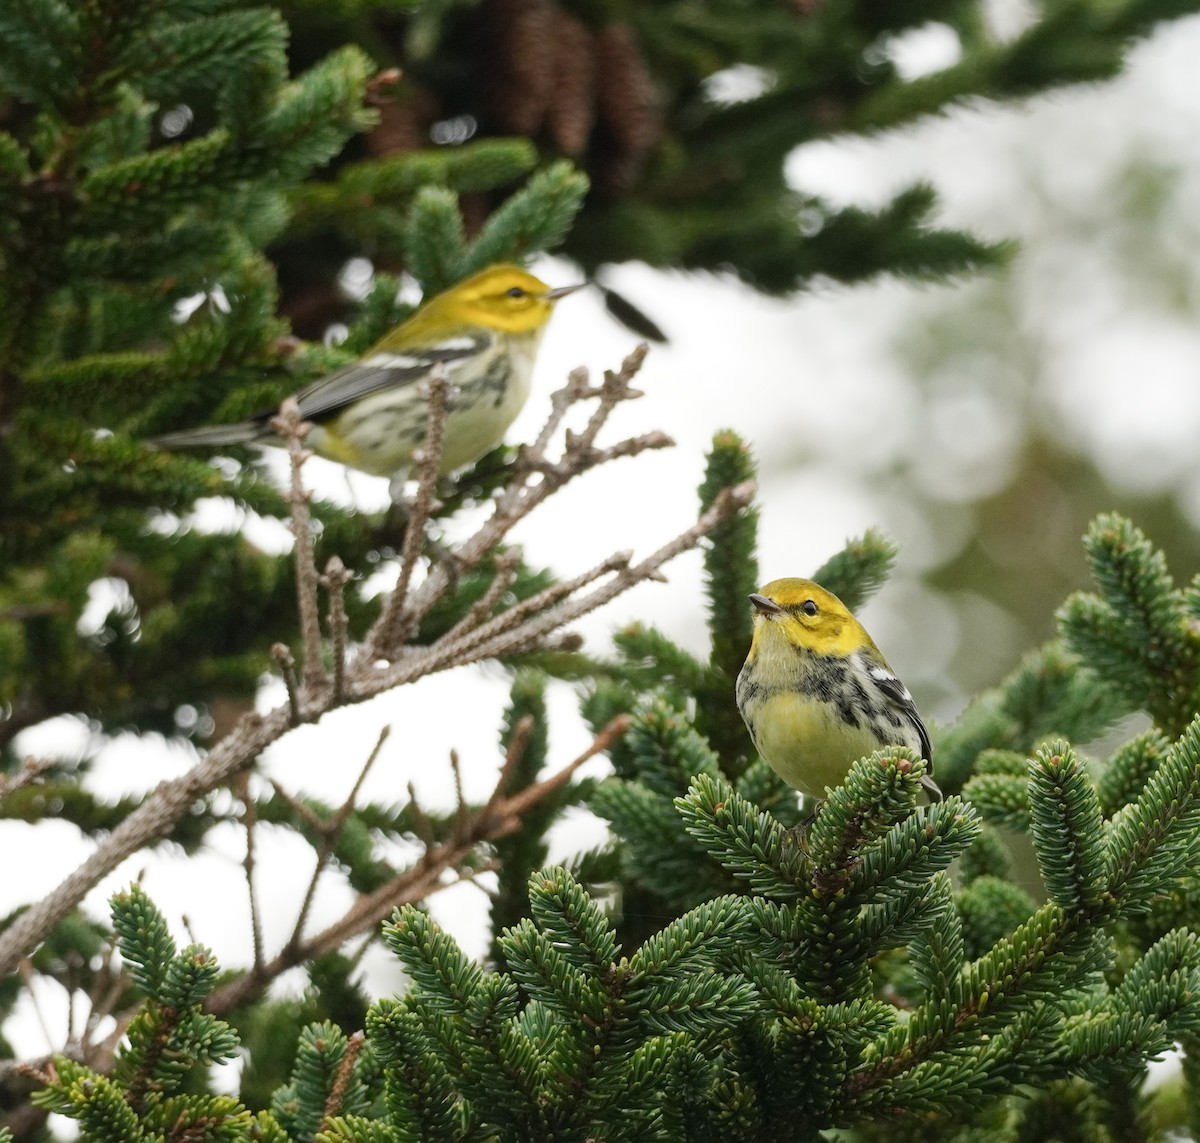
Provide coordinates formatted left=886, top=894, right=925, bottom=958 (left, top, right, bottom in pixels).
left=150, top=422, right=264, bottom=450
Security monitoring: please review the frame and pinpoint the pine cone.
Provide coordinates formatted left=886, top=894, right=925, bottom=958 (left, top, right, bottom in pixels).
left=366, top=85, right=440, bottom=157
left=484, top=0, right=557, bottom=136
left=594, top=22, right=661, bottom=190
left=545, top=9, right=597, bottom=156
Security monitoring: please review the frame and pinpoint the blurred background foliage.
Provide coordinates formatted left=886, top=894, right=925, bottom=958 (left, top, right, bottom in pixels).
left=775, top=73, right=1200, bottom=718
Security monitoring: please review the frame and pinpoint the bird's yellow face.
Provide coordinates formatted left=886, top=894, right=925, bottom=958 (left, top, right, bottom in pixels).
left=411, top=264, right=581, bottom=337
left=745, top=578, right=872, bottom=661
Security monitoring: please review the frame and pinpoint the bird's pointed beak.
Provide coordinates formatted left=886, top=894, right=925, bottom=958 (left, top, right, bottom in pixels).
left=748, top=593, right=785, bottom=617
left=544, top=282, right=584, bottom=301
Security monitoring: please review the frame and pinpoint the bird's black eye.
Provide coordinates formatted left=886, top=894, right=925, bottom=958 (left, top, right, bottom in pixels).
left=505, top=286, right=527, bottom=298
left=800, top=600, right=818, bottom=617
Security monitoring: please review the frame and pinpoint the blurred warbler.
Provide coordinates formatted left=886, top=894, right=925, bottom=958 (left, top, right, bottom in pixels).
left=736, top=578, right=941, bottom=803
left=152, top=264, right=580, bottom=490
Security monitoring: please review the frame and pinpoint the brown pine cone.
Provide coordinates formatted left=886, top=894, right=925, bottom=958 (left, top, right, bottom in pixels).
left=366, top=84, right=440, bottom=157
left=594, top=22, right=661, bottom=189
left=545, top=9, right=597, bottom=156
left=484, top=0, right=557, bottom=136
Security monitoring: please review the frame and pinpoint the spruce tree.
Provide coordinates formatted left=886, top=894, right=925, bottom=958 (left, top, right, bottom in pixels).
left=4, top=1, right=1200, bottom=1141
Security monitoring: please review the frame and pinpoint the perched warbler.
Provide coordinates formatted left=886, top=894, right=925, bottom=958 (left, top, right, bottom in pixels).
left=152, top=264, right=580, bottom=490
left=736, top=578, right=941, bottom=804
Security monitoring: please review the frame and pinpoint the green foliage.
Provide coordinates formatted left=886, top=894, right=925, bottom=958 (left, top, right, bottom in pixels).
left=369, top=873, right=758, bottom=1141
left=10, top=0, right=1200, bottom=1137
left=34, top=889, right=380, bottom=1141
left=810, top=529, right=899, bottom=613
left=339, top=657, right=1200, bottom=1137
left=1060, top=513, right=1200, bottom=736
left=35, top=888, right=253, bottom=1137
left=0, top=0, right=592, bottom=772
left=28, top=502, right=1200, bottom=1138
left=694, top=430, right=760, bottom=775
left=272, top=1021, right=372, bottom=1139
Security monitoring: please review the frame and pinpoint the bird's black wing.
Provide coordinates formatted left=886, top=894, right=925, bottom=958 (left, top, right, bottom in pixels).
left=291, top=333, right=491, bottom=424
left=867, top=664, right=933, bottom=761
left=867, top=663, right=940, bottom=799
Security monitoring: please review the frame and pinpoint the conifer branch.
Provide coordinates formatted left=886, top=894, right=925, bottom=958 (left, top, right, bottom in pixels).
left=320, top=1029, right=366, bottom=1130
left=272, top=398, right=326, bottom=692
left=0, top=351, right=738, bottom=982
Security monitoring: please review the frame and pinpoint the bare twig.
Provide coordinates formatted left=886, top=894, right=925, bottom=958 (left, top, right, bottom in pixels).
left=496, top=714, right=630, bottom=826
left=468, top=482, right=755, bottom=664
left=570, top=349, right=650, bottom=459
left=433, top=551, right=632, bottom=671
left=0, top=756, right=57, bottom=800
left=369, top=480, right=755, bottom=688
left=406, top=780, right=435, bottom=850
left=18, top=960, right=56, bottom=1053
left=437, top=547, right=523, bottom=646
left=524, top=364, right=590, bottom=461
left=449, top=750, right=469, bottom=840
left=371, top=367, right=449, bottom=655
left=339, top=725, right=390, bottom=826
left=235, top=773, right=264, bottom=973
left=272, top=643, right=302, bottom=725
left=271, top=398, right=325, bottom=691
left=321, top=556, right=353, bottom=702
left=268, top=778, right=327, bottom=833
left=481, top=714, right=534, bottom=825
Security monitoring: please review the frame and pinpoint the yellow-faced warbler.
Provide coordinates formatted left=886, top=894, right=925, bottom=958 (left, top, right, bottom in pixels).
left=736, top=578, right=941, bottom=803
left=152, top=264, right=580, bottom=489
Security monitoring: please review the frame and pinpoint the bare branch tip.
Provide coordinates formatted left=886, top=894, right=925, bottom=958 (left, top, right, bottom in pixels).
left=270, top=396, right=312, bottom=442
left=607, top=713, right=634, bottom=735
left=728, top=479, right=758, bottom=505
left=626, top=342, right=650, bottom=367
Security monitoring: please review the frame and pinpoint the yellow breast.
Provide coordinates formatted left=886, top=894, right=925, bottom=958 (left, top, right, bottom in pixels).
left=747, top=689, right=886, bottom=799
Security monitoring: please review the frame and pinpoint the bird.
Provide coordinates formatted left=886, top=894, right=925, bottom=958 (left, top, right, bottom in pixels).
left=736, top=577, right=941, bottom=804
left=150, top=263, right=581, bottom=496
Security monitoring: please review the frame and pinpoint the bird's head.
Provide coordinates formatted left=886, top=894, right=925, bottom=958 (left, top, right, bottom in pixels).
left=746, top=578, right=872, bottom=659
left=420, top=264, right=582, bottom=335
